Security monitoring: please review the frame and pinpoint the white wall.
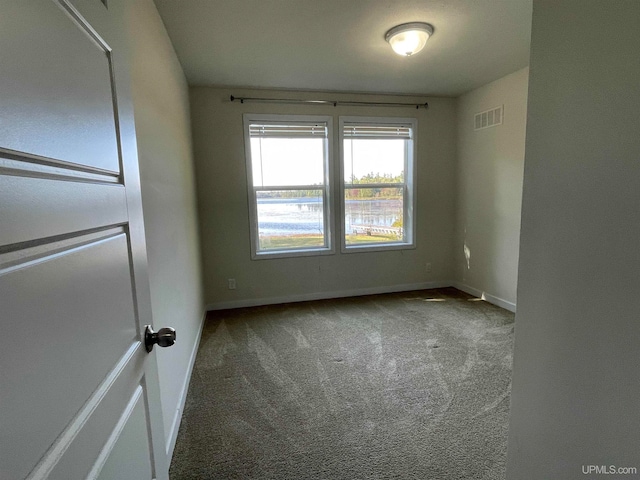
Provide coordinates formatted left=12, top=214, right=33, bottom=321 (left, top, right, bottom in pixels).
left=454, top=68, right=529, bottom=311
left=507, top=1, right=640, bottom=477
left=190, top=88, right=457, bottom=308
left=125, top=0, right=204, bottom=457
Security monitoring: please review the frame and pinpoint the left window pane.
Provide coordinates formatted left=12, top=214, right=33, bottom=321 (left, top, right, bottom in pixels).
left=251, top=138, right=325, bottom=187
left=245, top=116, right=332, bottom=258
left=256, top=190, right=325, bottom=250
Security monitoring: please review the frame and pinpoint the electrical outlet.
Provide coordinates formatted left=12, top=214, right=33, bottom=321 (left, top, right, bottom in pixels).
left=228, top=278, right=236, bottom=290
left=425, top=262, right=432, bottom=273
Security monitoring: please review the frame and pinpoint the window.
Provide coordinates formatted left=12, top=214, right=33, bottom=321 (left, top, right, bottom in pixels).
left=340, top=117, right=416, bottom=251
left=243, top=114, right=416, bottom=258
left=243, top=114, right=333, bottom=258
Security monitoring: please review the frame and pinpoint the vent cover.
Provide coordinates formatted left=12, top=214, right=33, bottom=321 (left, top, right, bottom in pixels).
left=474, top=105, right=503, bottom=131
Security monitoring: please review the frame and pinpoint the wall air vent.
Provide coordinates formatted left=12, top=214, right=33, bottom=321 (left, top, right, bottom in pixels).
left=474, top=105, right=503, bottom=131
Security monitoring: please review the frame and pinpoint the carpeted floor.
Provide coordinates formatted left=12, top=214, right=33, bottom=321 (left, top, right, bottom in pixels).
left=170, top=288, right=515, bottom=480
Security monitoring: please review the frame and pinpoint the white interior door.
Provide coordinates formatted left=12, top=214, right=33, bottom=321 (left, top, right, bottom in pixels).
left=0, top=1, right=169, bottom=479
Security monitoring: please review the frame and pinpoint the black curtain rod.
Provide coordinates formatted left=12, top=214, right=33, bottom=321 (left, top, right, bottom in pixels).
left=230, top=95, right=428, bottom=110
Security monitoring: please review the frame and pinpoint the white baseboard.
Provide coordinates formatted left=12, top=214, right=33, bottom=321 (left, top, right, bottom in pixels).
left=165, top=308, right=206, bottom=460
left=451, top=281, right=516, bottom=312
left=206, top=281, right=451, bottom=311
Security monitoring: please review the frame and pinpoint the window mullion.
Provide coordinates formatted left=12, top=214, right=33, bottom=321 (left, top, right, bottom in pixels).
left=344, top=183, right=404, bottom=189
left=254, top=185, right=324, bottom=191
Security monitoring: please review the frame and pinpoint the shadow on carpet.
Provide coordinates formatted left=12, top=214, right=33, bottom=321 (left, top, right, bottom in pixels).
left=170, top=288, right=514, bottom=480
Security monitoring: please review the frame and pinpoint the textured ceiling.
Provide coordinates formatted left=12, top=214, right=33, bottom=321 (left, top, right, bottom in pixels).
left=152, top=0, right=532, bottom=97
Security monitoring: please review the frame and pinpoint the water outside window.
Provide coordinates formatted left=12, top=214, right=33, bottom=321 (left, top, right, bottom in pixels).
left=256, top=190, right=325, bottom=250
left=344, top=188, right=404, bottom=244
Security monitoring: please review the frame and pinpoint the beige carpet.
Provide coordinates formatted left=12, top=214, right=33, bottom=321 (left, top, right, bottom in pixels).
left=170, top=288, right=514, bottom=479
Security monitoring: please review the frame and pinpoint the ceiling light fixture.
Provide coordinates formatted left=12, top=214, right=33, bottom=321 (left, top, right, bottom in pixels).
left=385, top=22, right=434, bottom=57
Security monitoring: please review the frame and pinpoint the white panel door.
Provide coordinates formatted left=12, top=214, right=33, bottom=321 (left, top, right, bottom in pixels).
left=0, top=1, right=170, bottom=479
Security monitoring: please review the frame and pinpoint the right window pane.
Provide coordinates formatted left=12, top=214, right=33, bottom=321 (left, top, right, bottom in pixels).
left=345, top=187, right=404, bottom=245
left=343, top=138, right=405, bottom=184
left=341, top=119, right=416, bottom=249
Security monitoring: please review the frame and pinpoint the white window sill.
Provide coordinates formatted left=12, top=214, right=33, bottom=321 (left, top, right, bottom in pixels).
left=252, top=246, right=335, bottom=260
left=341, top=242, right=415, bottom=254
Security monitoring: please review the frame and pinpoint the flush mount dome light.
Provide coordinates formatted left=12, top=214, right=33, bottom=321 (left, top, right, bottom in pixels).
left=385, top=22, right=434, bottom=56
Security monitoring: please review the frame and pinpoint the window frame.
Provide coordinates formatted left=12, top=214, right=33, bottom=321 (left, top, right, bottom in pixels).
left=339, top=116, right=417, bottom=253
left=243, top=113, right=335, bottom=259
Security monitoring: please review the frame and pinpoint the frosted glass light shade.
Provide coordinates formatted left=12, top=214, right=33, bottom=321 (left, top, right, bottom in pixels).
left=385, top=22, right=434, bottom=57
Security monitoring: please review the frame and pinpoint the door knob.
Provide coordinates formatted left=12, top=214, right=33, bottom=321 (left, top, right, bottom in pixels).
left=144, top=325, right=176, bottom=352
